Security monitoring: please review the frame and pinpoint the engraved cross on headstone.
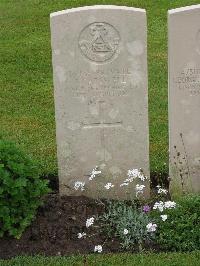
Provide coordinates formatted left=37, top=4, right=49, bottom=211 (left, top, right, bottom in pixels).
left=82, top=100, right=122, bottom=162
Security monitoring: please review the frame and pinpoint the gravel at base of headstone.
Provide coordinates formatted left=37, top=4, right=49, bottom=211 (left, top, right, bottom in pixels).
left=50, top=5, right=149, bottom=199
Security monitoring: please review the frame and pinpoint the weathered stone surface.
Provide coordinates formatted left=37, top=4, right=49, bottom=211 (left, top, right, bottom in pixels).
left=169, top=5, right=200, bottom=196
left=50, top=5, right=149, bottom=199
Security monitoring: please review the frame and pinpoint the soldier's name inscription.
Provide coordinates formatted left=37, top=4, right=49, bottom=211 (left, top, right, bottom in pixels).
left=174, top=68, right=200, bottom=95
left=66, top=68, right=136, bottom=98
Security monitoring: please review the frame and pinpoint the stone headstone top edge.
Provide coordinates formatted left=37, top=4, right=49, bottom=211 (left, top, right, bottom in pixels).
left=168, top=4, right=200, bottom=15
left=50, top=5, right=146, bottom=18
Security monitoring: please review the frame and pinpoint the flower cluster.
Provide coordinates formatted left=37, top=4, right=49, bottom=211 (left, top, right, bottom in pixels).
left=119, top=168, right=147, bottom=197
left=94, top=245, right=102, bottom=253
left=127, top=168, right=146, bottom=182
left=157, top=185, right=168, bottom=195
left=74, top=166, right=176, bottom=253
left=146, top=223, right=157, bottom=232
left=104, top=182, right=114, bottom=190
left=135, top=184, right=145, bottom=196
left=74, top=167, right=148, bottom=197
left=86, top=217, right=95, bottom=228
left=74, top=166, right=101, bottom=192
left=74, top=181, right=85, bottom=191
left=153, top=201, right=176, bottom=212
left=164, top=201, right=176, bottom=209
left=152, top=193, right=176, bottom=223
left=153, top=201, right=165, bottom=212
left=78, top=216, right=102, bottom=253
left=89, top=166, right=101, bottom=181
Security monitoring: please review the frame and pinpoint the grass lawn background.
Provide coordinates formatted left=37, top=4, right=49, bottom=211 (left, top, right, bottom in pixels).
left=1, top=251, right=200, bottom=266
left=1, top=0, right=200, bottom=176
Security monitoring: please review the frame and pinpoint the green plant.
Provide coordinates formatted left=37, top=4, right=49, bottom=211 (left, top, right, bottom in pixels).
left=152, top=195, right=200, bottom=251
left=0, top=139, right=50, bottom=239
left=98, top=200, right=155, bottom=251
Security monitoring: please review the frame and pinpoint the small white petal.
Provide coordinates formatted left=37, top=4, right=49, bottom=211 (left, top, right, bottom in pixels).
left=153, top=201, right=164, bottom=212
left=123, top=229, right=129, bottom=235
left=120, top=183, right=129, bottom=187
left=146, top=223, right=157, bottom=232
left=104, top=182, right=114, bottom=190
left=77, top=232, right=86, bottom=239
left=94, top=245, right=102, bottom=253
left=74, top=181, right=85, bottom=191
left=164, top=201, right=176, bottom=209
left=158, top=188, right=168, bottom=195
left=86, top=217, right=95, bottom=228
left=160, top=215, right=168, bottom=221
left=89, top=167, right=101, bottom=180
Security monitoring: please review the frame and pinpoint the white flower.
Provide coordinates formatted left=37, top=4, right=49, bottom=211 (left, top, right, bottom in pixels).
left=164, top=201, right=176, bottom=209
left=157, top=187, right=168, bottom=195
left=138, top=172, right=146, bottom=182
left=146, top=223, right=157, bottom=232
left=127, top=168, right=140, bottom=178
left=120, top=169, right=147, bottom=186
left=74, top=181, right=85, bottom=191
left=135, top=184, right=145, bottom=196
left=120, top=168, right=147, bottom=188
left=136, top=184, right=145, bottom=190
left=153, top=201, right=176, bottom=212
left=104, top=182, right=114, bottom=190
left=120, top=182, right=129, bottom=187
left=77, top=232, right=86, bottom=239
left=127, top=168, right=147, bottom=182
left=153, top=201, right=164, bottom=212
left=94, top=245, right=102, bottom=253
left=160, top=215, right=168, bottom=221
left=86, top=217, right=94, bottom=228
left=89, top=166, right=101, bottom=181
left=123, top=229, right=129, bottom=235
left=124, top=178, right=131, bottom=183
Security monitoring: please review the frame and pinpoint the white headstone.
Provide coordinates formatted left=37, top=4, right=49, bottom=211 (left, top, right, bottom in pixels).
left=169, top=5, right=200, bottom=196
left=50, top=6, right=149, bottom=199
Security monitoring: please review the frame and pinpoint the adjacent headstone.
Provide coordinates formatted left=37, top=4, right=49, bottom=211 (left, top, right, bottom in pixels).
left=50, top=5, right=149, bottom=199
left=169, top=5, right=200, bottom=196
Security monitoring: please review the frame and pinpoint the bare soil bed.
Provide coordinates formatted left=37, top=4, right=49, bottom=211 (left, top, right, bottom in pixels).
left=0, top=174, right=167, bottom=259
left=0, top=193, right=123, bottom=259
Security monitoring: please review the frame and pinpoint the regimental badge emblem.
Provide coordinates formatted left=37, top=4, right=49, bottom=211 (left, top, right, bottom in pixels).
left=79, top=22, right=120, bottom=63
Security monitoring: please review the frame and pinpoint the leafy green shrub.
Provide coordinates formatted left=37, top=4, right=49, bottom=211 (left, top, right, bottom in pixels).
left=153, top=195, right=200, bottom=251
left=0, top=139, right=50, bottom=238
left=98, top=200, right=155, bottom=251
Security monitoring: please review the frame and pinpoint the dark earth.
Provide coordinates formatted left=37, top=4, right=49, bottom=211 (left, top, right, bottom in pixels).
left=0, top=193, right=115, bottom=259
left=0, top=174, right=168, bottom=259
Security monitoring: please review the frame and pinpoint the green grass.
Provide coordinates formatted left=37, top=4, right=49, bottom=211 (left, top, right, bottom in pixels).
left=1, top=251, right=200, bottom=266
left=1, top=0, right=200, bottom=176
